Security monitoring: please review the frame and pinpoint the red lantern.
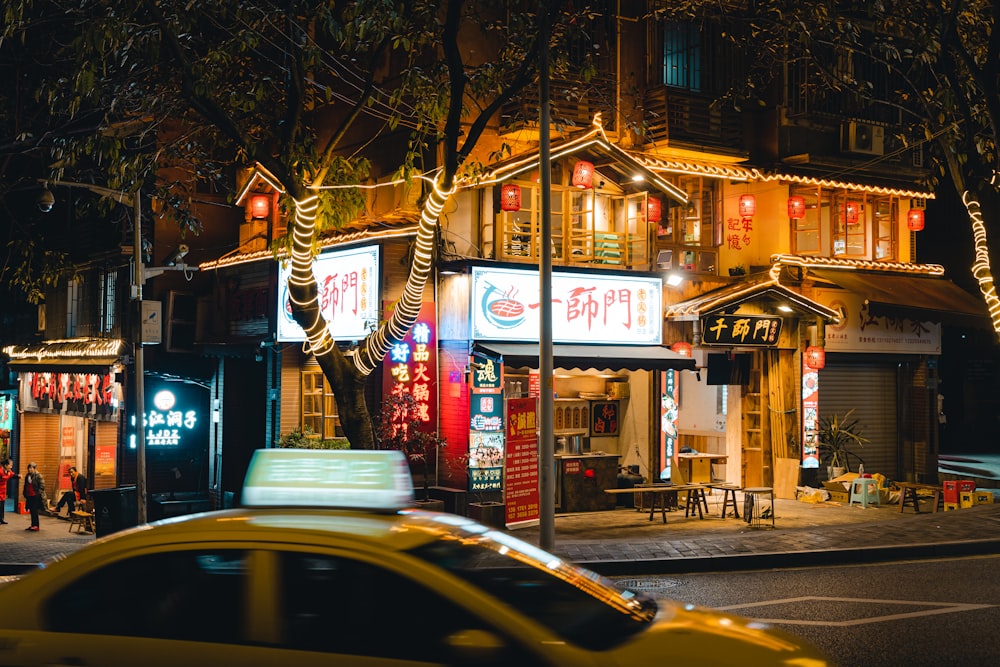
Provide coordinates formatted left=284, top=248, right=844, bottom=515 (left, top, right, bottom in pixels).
left=671, top=341, right=693, bottom=358
left=739, top=194, right=756, bottom=217
left=907, top=209, right=925, bottom=232
left=500, top=184, right=522, bottom=212
left=572, top=160, right=594, bottom=189
left=647, top=197, right=662, bottom=223
left=804, top=345, right=826, bottom=370
left=845, top=200, right=860, bottom=225
left=787, top=195, right=806, bottom=219
left=250, top=194, right=270, bottom=219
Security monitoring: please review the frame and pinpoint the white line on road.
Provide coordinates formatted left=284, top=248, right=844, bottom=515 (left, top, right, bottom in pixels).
left=716, top=595, right=996, bottom=627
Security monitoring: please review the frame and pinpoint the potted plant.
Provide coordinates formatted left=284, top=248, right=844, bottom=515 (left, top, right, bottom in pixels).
left=817, top=409, right=868, bottom=478
left=374, top=392, right=447, bottom=507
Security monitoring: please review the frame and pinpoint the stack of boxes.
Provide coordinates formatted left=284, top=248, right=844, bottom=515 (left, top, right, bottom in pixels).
left=943, top=480, right=995, bottom=510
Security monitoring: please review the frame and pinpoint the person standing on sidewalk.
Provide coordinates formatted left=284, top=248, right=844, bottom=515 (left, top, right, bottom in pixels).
left=0, top=458, right=16, bottom=525
left=22, top=463, right=44, bottom=531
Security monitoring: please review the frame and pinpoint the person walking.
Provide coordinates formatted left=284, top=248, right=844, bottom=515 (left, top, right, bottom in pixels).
left=22, top=463, right=44, bottom=531
left=0, top=458, right=16, bottom=525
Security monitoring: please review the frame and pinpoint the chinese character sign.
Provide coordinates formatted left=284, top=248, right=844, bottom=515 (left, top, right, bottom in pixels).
left=659, top=371, right=677, bottom=481
left=144, top=388, right=200, bottom=447
left=701, top=315, right=782, bottom=346
left=801, top=358, right=820, bottom=469
left=277, top=245, right=380, bottom=342
left=471, top=267, right=662, bottom=344
left=469, top=350, right=504, bottom=493
left=815, top=288, right=941, bottom=354
left=505, top=398, right=539, bottom=527
left=19, top=371, right=120, bottom=421
left=381, top=303, right=438, bottom=438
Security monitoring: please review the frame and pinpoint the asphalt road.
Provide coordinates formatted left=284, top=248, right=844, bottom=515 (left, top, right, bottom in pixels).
left=612, top=554, right=1000, bottom=667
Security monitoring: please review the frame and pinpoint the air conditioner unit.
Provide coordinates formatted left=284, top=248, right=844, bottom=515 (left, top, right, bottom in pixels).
left=842, top=122, right=885, bottom=156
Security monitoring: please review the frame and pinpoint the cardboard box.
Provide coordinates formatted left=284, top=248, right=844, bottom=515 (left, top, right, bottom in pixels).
left=828, top=491, right=850, bottom=503
left=822, top=479, right=851, bottom=504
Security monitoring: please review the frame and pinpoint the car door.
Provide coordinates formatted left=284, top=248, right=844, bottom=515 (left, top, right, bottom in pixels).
left=238, top=546, right=564, bottom=667
left=0, top=546, right=290, bottom=667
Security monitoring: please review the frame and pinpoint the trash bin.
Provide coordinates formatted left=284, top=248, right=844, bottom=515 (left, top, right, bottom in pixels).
left=90, top=486, right=138, bottom=538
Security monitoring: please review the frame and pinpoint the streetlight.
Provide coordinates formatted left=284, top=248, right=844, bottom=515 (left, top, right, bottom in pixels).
left=37, top=179, right=191, bottom=524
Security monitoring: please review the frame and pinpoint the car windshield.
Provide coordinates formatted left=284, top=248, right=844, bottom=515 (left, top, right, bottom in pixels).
left=405, top=512, right=657, bottom=651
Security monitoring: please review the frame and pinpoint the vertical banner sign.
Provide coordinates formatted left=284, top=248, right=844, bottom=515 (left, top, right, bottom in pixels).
left=60, top=425, right=76, bottom=490
left=94, top=444, right=117, bottom=479
left=659, top=370, right=678, bottom=482
left=504, top=398, right=539, bottom=528
left=469, top=351, right=504, bottom=493
left=381, top=303, right=438, bottom=437
left=802, top=358, right=820, bottom=468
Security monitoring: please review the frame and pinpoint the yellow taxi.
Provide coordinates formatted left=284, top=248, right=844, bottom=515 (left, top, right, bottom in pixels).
left=0, top=449, right=830, bottom=666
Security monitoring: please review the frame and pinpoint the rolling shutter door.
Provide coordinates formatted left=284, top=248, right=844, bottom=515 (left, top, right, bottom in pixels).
left=818, top=363, right=897, bottom=477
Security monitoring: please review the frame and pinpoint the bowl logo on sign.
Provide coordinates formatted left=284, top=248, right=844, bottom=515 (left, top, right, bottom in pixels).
left=481, top=282, right=525, bottom=329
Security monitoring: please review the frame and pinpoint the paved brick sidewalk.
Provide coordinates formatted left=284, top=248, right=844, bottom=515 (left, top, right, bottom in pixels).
left=1, top=495, right=999, bottom=576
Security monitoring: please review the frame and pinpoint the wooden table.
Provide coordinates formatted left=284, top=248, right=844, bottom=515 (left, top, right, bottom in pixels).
left=896, top=482, right=942, bottom=513
left=604, top=484, right=708, bottom=523
left=677, top=453, right=728, bottom=484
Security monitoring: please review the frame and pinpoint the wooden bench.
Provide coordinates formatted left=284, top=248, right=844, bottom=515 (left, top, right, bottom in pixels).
left=604, top=484, right=707, bottom=524
left=896, top=482, right=942, bottom=513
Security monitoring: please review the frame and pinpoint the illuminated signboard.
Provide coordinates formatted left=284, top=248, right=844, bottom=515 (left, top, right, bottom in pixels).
left=18, top=371, right=120, bottom=421
left=701, top=315, right=782, bottom=346
left=129, top=380, right=208, bottom=451
left=381, top=303, right=437, bottom=437
left=471, top=267, right=662, bottom=345
left=469, top=350, right=504, bottom=493
left=802, top=359, right=820, bottom=469
left=277, top=245, right=380, bottom=343
left=242, top=448, right=414, bottom=509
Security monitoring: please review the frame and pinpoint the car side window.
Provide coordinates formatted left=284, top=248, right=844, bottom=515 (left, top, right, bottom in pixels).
left=278, top=552, right=490, bottom=662
left=44, top=550, right=248, bottom=643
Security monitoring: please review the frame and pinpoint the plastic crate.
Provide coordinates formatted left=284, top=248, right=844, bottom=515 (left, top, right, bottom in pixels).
left=943, top=480, right=976, bottom=504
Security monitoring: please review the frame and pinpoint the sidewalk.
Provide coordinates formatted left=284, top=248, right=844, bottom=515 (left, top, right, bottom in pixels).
left=1, top=492, right=999, bottom=576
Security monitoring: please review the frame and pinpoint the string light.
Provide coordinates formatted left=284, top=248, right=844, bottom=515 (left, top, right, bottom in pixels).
left=963, top=189, right=1000, bottom=335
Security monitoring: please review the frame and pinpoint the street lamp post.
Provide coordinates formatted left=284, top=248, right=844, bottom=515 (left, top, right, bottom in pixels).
left=40, top=180, right=148, bottom=523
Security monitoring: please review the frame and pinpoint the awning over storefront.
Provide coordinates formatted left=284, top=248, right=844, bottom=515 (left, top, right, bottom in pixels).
left=2, top=338, right=127, bottom=373
left=810, top=269, right=989, bottom=325
left=664, top=277, right=841, bottom=322
left=474, top=343, right=696, bottom=372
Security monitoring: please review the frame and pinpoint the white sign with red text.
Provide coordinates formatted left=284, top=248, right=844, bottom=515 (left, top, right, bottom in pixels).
left=814, top=288, right=941, bottom=355
left=277, top=245, right=380, bottom=342
left=471, top=267, right=662, bottom=345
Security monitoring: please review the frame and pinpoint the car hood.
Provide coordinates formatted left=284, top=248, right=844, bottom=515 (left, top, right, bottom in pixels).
left=611, top=600, right=830, bottom=666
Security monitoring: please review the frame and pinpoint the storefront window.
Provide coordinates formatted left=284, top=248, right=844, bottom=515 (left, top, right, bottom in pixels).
left=302, top=370, right=341, bottom=438
left=791, top=186, right=823, bottom=254
left=873, top=195, right=898, bottom=260
left=790, top=186, right=896, bottom=260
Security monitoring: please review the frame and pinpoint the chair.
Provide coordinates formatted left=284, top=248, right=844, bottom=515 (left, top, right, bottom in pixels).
left=68, top=498, right=95, bottom=534
left=849, top=477, right=881, bottom=508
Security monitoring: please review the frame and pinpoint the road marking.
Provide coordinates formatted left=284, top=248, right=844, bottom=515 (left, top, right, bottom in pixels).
left=716, top=595, right=995, bottom=627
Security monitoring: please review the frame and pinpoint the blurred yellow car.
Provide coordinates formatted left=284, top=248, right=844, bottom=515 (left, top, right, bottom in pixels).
left=0, top=450, right=829, bottom=666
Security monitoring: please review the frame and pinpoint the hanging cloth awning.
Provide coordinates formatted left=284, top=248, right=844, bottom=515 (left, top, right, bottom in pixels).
left=474, top=343, right=695, bottom=372
left=810, top=269, right=989, bottom=326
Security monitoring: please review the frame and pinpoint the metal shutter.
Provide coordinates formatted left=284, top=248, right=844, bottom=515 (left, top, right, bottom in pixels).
left=818, top=362, right=898, bottom=477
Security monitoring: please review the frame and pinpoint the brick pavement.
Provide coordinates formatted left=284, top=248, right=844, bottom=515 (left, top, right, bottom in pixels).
left=1, top=493, right=999, bottom=576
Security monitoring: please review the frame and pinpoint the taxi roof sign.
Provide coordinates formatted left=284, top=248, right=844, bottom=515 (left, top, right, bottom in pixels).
left=242, top=448, right=415, bottom=511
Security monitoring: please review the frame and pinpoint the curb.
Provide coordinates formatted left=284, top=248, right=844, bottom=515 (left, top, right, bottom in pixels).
left=582, top=538, right=1000, bottom=576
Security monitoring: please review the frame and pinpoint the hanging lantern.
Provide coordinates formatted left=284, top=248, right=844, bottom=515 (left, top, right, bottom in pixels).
left=787, top=195, right=806, bottom=219
left=250, top=194, right=270, bottom=219
left=500, top=183, right=522, bottom=212
left=671, top=341, right=693, bottom=358
left=804, top=345, right=826, bottom=370
left=572, top=160, right=594, bottom=189
left=907, top=208, right=925, bottom=232
left=845, top=200, right=860, bottom=225
left=647, top=196, right=662, bottom=223
left=739, top=193, right=756, bottom=217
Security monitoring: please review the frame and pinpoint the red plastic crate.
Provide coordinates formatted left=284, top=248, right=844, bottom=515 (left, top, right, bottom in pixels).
left=943, top=480, right=976, bottom=504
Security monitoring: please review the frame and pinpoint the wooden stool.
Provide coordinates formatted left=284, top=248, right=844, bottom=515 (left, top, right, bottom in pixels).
left=683, top=487, right=708, bottom=519
left=709, top=483, right=741, bottom=519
